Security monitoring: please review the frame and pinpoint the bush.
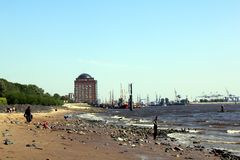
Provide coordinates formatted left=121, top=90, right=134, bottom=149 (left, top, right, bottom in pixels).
left=0, top=97, right=7, bottom=105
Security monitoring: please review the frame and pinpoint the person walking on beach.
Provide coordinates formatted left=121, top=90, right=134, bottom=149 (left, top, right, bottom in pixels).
left=153, top=116, right=158, bottom=140
left=24, top=106, right=33, bottom=123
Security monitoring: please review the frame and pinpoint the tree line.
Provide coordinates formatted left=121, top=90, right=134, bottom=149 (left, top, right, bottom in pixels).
left=0, top=78, right=63, bottom=106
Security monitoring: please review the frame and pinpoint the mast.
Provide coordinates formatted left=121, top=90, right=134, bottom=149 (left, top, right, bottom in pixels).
left=120, top=83, right=123, bottom=99
left=112, top=89, right=114, bottom=106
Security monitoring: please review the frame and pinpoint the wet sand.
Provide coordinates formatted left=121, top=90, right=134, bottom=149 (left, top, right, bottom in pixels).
left=0, top=105, right=220, bottom=160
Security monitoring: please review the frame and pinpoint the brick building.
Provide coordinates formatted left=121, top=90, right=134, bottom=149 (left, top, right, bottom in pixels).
left=74, top=73, right=97, bottom=104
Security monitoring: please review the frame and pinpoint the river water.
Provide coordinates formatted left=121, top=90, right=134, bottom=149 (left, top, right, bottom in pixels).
left=74, top=104, right=240, bottom=156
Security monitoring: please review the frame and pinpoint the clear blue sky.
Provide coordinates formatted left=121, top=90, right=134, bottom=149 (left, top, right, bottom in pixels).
left=0, top=0, right=240, bottom=101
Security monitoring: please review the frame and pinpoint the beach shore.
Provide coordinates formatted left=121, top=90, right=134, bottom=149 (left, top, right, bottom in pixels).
left=0, top=104, right=221, bottom=160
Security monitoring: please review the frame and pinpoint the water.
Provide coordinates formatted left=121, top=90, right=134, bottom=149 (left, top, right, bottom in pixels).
left=73, top=104, right=240, bottom=156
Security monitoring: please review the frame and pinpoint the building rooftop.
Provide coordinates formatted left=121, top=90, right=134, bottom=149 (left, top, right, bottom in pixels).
left=77, top=73, right=93, bottom=79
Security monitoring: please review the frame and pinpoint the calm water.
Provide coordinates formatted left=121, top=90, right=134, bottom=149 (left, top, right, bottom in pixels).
left=75, top=104, right=240, bottom=156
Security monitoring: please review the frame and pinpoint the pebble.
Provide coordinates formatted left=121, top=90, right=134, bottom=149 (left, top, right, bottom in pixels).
left=4, top=139, right=13, bottom=145
left=131, top=144, right=136, bottom=148
left=117, top=137, right=124, bottom=142
left=165, top=148, right=170, bottom=153
left=26, top=143, right=43, bottom=150
left=120, top=150, right=128, bottom=154
left=193, top=141, right=200, bottom=144
left=119, top=143, right=127, bottom=146
left=155, top=141, right=161, bottom=145
left=78, top=131, right=86, bottom=135
left=26, top=144, right=32, bottom=147
left=174, top=146, right=183, bottom=151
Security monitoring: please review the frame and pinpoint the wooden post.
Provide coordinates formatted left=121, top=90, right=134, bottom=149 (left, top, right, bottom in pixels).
left=129, top=83, right=133, bottom=111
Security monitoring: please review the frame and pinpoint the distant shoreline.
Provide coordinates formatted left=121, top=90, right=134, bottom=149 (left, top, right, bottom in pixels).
left=190, top=102, right=240, bottom=105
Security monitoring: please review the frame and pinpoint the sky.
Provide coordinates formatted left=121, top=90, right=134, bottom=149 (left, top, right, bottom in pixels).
left=0, top=0, right=240, bottom=101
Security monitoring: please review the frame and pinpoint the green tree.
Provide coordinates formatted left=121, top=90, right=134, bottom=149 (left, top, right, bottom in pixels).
left=53, top=93, right=61, bottom=99
left=0, top=80, right=7, bottom=97
left=44, top=93, right=51, bottom=97
left=165, top=98, right=169, bottom=105
left=26, top=84, right=44, bottom=95
left=160, top=98, right=165, bottom=105
left=1, top=79, right=64, bottom=106
left=0, top=97, right=7, bottom=105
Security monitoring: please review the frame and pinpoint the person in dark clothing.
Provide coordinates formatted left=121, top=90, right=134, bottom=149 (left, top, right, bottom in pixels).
left=24, top=106, right=32, bottom=123
left=153, top=116, right=158, bottom=140
left=220, top=105, right=225, bottom=112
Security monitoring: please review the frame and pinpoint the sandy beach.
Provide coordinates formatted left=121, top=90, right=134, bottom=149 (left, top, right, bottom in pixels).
left=0, top=104, right=221, bottom=160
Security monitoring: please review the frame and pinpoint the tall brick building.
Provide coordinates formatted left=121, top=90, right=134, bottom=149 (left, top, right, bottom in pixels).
left=74, top=73, right=97, bottom=104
